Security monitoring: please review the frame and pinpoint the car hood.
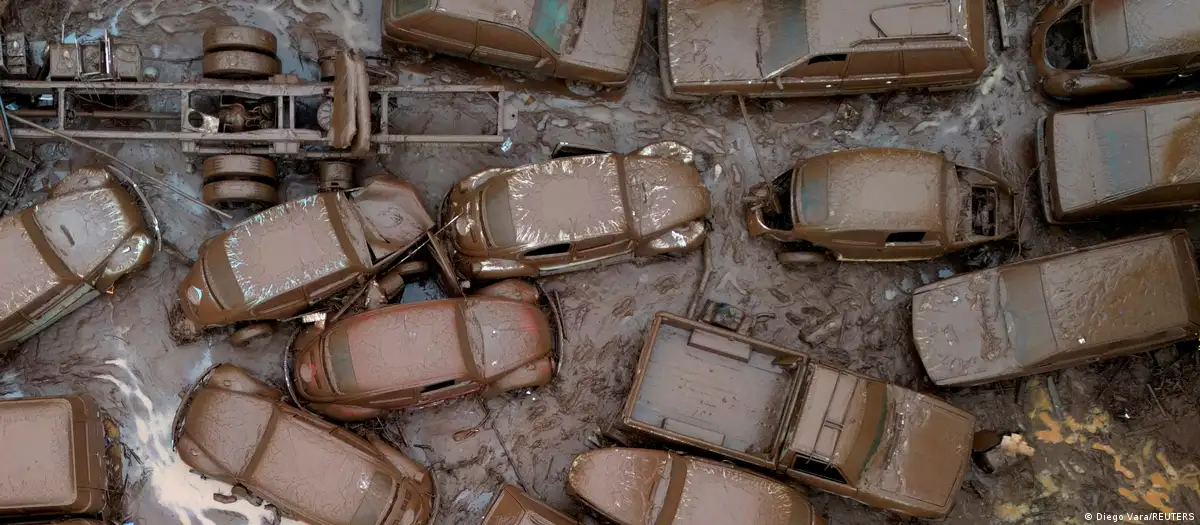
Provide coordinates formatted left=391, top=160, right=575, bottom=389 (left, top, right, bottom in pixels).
left=569, top=448, right=669, bottom=525
left=663, top=0, right=763, bottom=84
left=0, top=212, right=63, bottom=328
left=624, top=156, right=710, bottom=239
left=912, top=270, right=1014, bottom=386
left=863, top=386, right=973, bottom=510
left=560, top=0, right=644, bottom=77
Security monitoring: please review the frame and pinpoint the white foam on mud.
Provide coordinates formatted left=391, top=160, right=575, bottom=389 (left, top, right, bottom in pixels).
left=95, top=357, right=300, bottom=525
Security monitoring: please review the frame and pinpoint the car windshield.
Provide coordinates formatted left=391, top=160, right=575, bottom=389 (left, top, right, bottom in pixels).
left=529, top=0, right=581, bottom=53
left=998, top=265, right=1058, bottom=366
left=846, top=381, right=888, bottom=485
left=760, top=0, right=810, bottom=78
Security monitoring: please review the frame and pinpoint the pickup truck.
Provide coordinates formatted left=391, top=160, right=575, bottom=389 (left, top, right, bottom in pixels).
left=619, top=312, right=975, bottom=519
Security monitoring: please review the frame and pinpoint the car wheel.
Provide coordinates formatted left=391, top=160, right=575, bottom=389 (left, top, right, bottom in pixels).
left=202, top=179, right=279, bottom=210
left=203, top=26, right=277, bottom=56
left=230, top=322, right=276, bottom=347
left=202, top=50, right=281, bottom=80
left=317, top=161, right=356, bottom=192
left=777, top=251, right=827, bottom=265
left=203, top=154, right=277, bottom=183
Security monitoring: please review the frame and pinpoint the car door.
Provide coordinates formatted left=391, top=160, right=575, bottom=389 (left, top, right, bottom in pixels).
left=901, top=45, right=973, bottom=88
left=769, top=55, right=846, bottom=96
left=572, top=234, right=632, bottom=266
left=471, top=22, right=554, bottom=73
left=840, top=50, right=902, bottom=93
left=396, top=9, right=477, bottom=58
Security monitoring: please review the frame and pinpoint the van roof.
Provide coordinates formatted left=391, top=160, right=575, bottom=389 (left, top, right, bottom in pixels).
left=0, top=398, right=78, bottom=509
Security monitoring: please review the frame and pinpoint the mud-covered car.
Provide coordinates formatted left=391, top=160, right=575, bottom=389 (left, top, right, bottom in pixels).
left=746, top=148, right=1015, bottom=264
left=176, top=177, right=452, bottom=345
left=173, top=364, right=435, bottom=525
left=914, top=231, right=1200, bottom=387
left=1037, top=93, right=1200, bottom=223
left=1032, top=0, right=1200, bottom=99
left=443, top=142, right=710, bottom=280
left=658, top=0, right=987, bottom=100
left=0, top=395, right=120, bottom=520
left=0, top=167, right=152, bottom=353
left=569, top=448, right=824, bottom=525
left=483, top=484, right=578, bottom=525
left=621, top=312, right=974, bottom=518
left=383, top=0, right=645, bottom=86
left=287, top=279, right=557, bottom=421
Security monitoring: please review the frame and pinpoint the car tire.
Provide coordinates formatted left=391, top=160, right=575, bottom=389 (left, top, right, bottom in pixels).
left=395, top=260, right=429, bottom=277
left=203, top=154, right=277, bottom=183
left=202, top=50, right=281, bottom=79
left=202, top=179, right=279, bottom=210
left=203, top=26, right=277, bottom=56
left=777, top=251, right=826, bottom=265
left=230, top=322, right=276, bottom=347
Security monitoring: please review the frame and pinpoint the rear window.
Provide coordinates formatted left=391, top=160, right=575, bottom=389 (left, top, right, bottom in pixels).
left=392, top=0, right=430, bottom=17
left=999, top=265, right=1058, bottom=366
left=799, top=161, right=829, bottom=224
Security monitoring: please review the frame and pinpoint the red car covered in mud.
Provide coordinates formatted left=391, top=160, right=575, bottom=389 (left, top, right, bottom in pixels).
left=175, top=177, right=446, bottom=346
left=287, top=279, right=557, bottom=421
left=0, top=166, right=152, bottom=353
left=173, top=364, right=435, bottom=525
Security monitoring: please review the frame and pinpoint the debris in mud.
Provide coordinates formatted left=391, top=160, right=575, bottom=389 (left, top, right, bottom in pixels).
left=212, top=493, right=237, bottom=505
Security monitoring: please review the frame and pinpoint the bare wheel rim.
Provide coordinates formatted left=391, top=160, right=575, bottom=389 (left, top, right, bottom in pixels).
left=203, top=154, right=277, bottom=183
left=202, top=50, right=280, bottom=80
left=203, top=26, right=278, bottom=55
left=202, top=180, right=279, bottom=211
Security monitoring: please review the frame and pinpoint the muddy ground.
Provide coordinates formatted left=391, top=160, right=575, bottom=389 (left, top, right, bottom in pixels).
left=1, top=0, right=1198, bottom=524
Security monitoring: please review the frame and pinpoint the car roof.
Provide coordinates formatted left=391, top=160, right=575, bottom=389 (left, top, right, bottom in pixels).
left=491, top=154, right=628, bottom=249
left=0, top=212, right=64, bottom=324
left=215, top=192, right=370, bottom=308
left=1089, top=0, right=1200, bottom=63
left=808, top=0, right=965, bottom=53
left=0, top=398, right=79, bottom=509
left=1050, top=95, right=1200, bottom=213
left=186, top=387, right=395, bottom=525
left=803, top=148, right=948, bottom=233
left=326, top=299, right=473, bottom=392
left=1036, top=232, right=1193, bottom=359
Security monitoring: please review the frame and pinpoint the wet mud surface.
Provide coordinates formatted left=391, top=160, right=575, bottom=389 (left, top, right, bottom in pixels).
left=1, top=1, right=1199, bottom=524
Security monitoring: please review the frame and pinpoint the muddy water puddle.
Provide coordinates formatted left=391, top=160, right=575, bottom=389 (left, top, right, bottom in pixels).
left=4, top=0, right=1196, bottom=524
